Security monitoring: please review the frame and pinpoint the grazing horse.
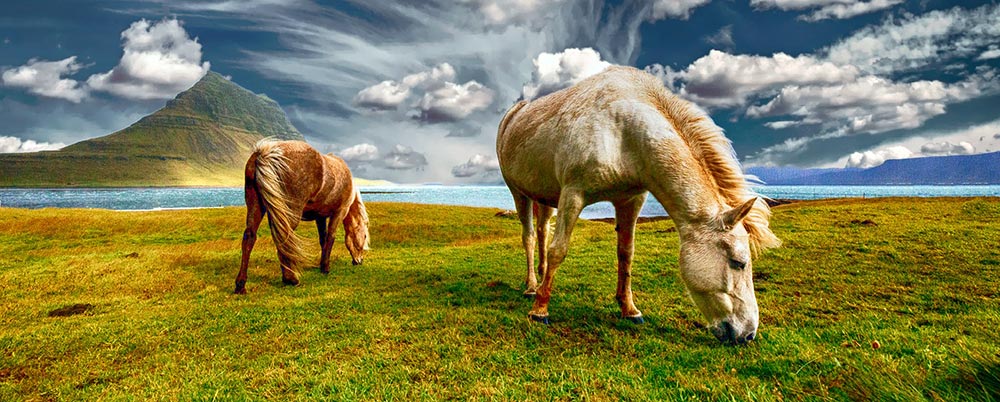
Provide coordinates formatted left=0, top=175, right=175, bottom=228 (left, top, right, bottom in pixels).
left=235, top=139, right=370, bottom=294
left=496, top=66, right=780, bottom=344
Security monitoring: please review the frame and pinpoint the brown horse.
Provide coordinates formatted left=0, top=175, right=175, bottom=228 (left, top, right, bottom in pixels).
left=235, top=139, right=370, bottom=294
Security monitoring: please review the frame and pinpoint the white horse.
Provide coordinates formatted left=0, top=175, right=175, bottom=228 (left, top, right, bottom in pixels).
left=496, top=66, right=780, bottom=344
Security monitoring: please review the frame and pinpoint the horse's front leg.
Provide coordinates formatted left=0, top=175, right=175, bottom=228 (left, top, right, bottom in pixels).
left=316, top=217, right=330, bottom=274
left=613, top=195, right=645, bottom=323
left=236, top=184, right=264, bottom=294
left=529, top=188, right=584, bottom=324
left=510, top=191, right=537, bottom=296
left=324, top=206, right=350, bottom=271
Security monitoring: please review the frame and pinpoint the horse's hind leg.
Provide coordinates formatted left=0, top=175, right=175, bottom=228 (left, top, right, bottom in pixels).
left=511, top=191, right=537, bottom=296
left=534, top=203, right=555, bottom=279
left=613, top=195, right=645, bottom=323
left=529, top=188, right=585, bottom=324
left=236, top=182, right=264, bottom=294
left=316, top=217, right=331, bottom=274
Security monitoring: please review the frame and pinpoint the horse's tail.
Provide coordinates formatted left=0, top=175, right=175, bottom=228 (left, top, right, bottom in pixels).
left=343, top=187, right=370, bottom=265
left=252, top=140, right=308, bottom=276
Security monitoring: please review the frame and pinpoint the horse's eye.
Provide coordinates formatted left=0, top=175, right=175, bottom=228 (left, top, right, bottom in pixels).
left=728, top=259, right=747, bottom=270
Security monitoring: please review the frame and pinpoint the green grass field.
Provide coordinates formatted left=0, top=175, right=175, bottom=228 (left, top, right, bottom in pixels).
left=1, top=198, right=998, bottom=400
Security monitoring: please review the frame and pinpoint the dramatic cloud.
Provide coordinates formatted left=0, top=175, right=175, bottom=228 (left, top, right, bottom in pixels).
left=355, top=63, right=493, bottom=122
left=521, top=47, right=611, bottom=100
left=339, top=143, right=379, bottom=162
left=845, top=145, right=913, bottom=168
left=751, top=0, right=902, bottom=22
left=660, top=5, right=1000, bottom=167
left=383, top=144, right=428, bottom=170
left=1, top=57, right=87, bottom=102
left=679, top=50, right=860, bottom=108
left=155, top=0, right=652, bottom=182
left=920, top=140, right=975, bottom=156
left=0, top=136, right=67, bottom=153
left=823, top=4, right=1000, bottom=75
left=745, top=74, right=987, bottom=135
left=451, top=154, right=500, bottom=178
left=649, top=0, right=711, bottom=21
left=87, top=18, right=210, bottom=100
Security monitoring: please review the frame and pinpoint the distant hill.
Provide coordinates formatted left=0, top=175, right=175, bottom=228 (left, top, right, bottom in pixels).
left=747, top=151, right=1000, bottom=185
left=745, top=166, right=861, bottom=184
left=0, top=72, right=304, bottom=187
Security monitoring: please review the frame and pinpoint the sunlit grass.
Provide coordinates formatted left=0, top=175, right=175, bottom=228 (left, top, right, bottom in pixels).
left=1, top=198, right=998, bottom=400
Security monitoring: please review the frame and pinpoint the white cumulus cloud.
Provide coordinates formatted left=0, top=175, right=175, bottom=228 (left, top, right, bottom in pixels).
left=920, top=140, right=975, bottom=156
left=1, top=57, right=88, bottom=102
left=339, top=143, right=380, bottom=162
left=0, top=136, right=67, bottom=153
left=451, top=153, right=500, bottom=177
left=978, top=48, right=1000, bottom=61
left=384, top=144, right=428, bottom=170
left=521, top=47, right=611, bottom=100
left=416, top=81, right=495, bottom=122
left=845, top=145, right=913, bottom=168
left=354, top=63, right=493, bottom=122
left=87, top=18, right=210, bottom=100
left=353, top=80, right=411, bottom=110
left=649, top=0, right=711, bottom=21
left=679, top=50, right=860, bottom=108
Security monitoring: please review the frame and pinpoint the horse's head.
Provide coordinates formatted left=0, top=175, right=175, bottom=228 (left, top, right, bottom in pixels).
left=679, top=197, right=763, bottom=345
left=344, top=190, right=370, bottom=265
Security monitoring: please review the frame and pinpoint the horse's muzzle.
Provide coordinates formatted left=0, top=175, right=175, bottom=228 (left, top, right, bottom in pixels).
left=712, top=320, right=756, bottom=345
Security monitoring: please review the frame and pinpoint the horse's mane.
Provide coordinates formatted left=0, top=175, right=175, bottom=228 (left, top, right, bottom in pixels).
left=642, top=72, right=781, bottom=254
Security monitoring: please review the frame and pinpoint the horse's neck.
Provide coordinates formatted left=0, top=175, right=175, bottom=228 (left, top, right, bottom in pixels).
left=641, top=141, right=722, bottom=227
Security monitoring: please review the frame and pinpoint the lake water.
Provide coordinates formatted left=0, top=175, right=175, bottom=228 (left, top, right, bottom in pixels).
left=2, top=185, right=999, bottom=219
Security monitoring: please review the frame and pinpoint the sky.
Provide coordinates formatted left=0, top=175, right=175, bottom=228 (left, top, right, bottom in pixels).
left=2, top=0, right=999, bottom=183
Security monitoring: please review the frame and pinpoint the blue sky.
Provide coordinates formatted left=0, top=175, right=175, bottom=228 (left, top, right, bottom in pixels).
left=2, top=0, right=999, bottom=183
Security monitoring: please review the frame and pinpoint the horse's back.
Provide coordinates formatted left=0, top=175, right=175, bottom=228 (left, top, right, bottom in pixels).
left=306, top=153, right=355, bottom=216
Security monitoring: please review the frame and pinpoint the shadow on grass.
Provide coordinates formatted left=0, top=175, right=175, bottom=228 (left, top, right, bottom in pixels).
left=957, top=358, right=1000, bottom=400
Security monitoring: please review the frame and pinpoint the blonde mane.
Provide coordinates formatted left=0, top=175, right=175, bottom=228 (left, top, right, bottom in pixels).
left=644, top=78, right=781, bottom=254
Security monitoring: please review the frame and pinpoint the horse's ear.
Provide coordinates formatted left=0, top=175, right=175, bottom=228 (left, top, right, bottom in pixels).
left=722, top=197, right=757, bottom=229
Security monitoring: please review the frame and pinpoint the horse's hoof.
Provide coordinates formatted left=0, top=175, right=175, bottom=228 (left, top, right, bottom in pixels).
left=625, top=315, right=644, bottom=324
left=523, top=289, right=537, bottom=297
left=529, top=314, right=550, bottom=325
left=234, top=281, right=246, bottom=294
left=282, top=278, right=299, bottom=286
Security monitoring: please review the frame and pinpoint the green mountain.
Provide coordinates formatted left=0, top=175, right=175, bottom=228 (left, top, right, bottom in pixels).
left=0, top=72, right=304, bottom=187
